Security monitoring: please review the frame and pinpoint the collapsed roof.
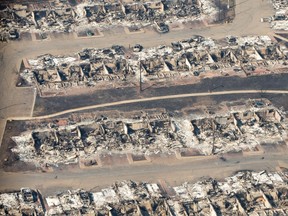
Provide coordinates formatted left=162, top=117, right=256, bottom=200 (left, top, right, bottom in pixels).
left=1, top=170, right=288, bottom=215
left=270, top=0, right=288, bottom=31
left=0, top=0, right=218, bottom=36
left=10, top=99, right=288, bottom=167
left=19, top=36, right=288, bottom=96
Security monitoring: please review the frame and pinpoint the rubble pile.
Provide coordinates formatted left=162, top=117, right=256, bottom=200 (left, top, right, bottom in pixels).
left=1, top=171, right=288, bottom=215
left=80, top=0, right=213, bottom=28
left=22, top=45, right=132, bottom=93
left=0, top=0, right=218, bottom=38
left=11, top=99, right=288, bottom=166
left=263, top=0, right=288, bottom=30
left=0, top=188, right=44, bottom=215
left=173, top=170, right=288, bottom=215
left=19, top=36, right=288, bottom=95
left=137, top=35, right=287, bottom=81
left=0, top=1, right=73, bottom=39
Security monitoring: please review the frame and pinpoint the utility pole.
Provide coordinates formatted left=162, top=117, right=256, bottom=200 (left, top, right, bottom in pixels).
left=139, top=58, right=142, bottom=92
left=212, top=120, right=216, bottom=155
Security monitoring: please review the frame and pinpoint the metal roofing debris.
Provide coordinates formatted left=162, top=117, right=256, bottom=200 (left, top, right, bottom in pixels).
left=1, top=170, right=288, bottom=215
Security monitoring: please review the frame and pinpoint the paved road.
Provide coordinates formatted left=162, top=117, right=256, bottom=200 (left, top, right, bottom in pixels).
left=0, top=151, right=286, bottom=195
left=8, top=89, right=288, bottom=121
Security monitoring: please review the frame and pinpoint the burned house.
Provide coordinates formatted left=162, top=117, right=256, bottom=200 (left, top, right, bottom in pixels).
left=10, top=99, right=288, bottom=167
left=0, top=4, right=34, bottom=36
left=32, top=3, right=77, bottom=32
left=0, top=188, right=45, bottom=215
left=70, top=0, right=215, bottom=28
left=20, top=46, right=134, bottom=94
left=137, top=36, right=288, bottom=79
left=0, top=0, right=76, bottom=38
left=173, top=171, right=288, bottom=216
left=45, top=181, right=163, bottom=215
left=1, top=171, right=287, bottom=215
left=268, top=0, right=288, bottom=31
left=0, top=0, right=218, bottom=38
left=18, top=36, right=288, bottom=95
left=78, top=0, right=217, bottom=30
left=189, top=107, right=286, bottom=155
left=11, top=113, right=181, bottom=166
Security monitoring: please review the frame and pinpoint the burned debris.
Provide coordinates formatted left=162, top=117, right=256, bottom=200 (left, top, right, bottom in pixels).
left=20, top=46, right=133, bottom=94
left=174, top=170, right=288, bottom=215
left=132, top=44, right=143, bottom=52
left=262, top=0, right=288, bottom=31
left=0, top=0, right=218, bottom=39
left=0, top=188, right=44, bottom=215
left=155, top=21, right=169, bottom=33
left=1, top=170, right=288, bottom=215
left=138, top=35, right=288, bottom=81
left=18, top=36, right=288, bottom=95
left=9, top=99, right=288, bottom=167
